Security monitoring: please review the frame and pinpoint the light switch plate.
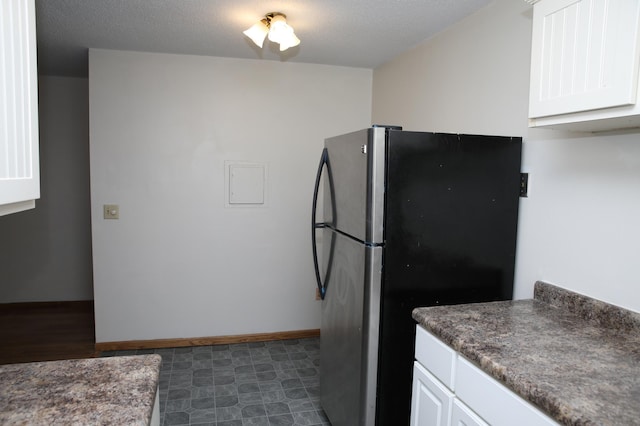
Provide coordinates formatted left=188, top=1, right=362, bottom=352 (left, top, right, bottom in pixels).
left=103, top=204, right=119, bottom=219
left=519, top=173, right=529, bottom=198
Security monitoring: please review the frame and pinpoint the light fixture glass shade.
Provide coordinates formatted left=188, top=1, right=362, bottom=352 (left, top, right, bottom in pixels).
left=244, top=13, right=300, bottom=52
left=278, top=32, right=300, bottom=51
left=267, top=15, right=300, bottom=51
left=243, top=19, right=269, bottom=48
left=267, top=15, right=291, bottom=43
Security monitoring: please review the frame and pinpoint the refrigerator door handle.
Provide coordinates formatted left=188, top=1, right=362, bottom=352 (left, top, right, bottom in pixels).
left=311, top=148, right=336, bottom=300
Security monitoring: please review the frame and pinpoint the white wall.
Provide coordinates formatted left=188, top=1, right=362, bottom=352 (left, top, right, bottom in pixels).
left=372, top=0, right=640, bottom=313
left=0, top=76, right=93, bottom=302
left=89, top=49, right=372, bottom=342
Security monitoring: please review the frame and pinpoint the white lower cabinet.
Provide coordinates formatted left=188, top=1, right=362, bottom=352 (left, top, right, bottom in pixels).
left=451, top=399, right=488, bottom=426
left=410, top=362, right=453, bottom=426
left=454, top=357, right=557, bottom=426
left=150, top=386, right=160, bottom=426
left=411, top=325, right=558, bottom=426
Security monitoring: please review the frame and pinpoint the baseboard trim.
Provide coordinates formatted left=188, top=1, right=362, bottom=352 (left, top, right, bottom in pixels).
left=0, top=300, right=94, bottom=313
left=95, top=329, right=321, bottom=352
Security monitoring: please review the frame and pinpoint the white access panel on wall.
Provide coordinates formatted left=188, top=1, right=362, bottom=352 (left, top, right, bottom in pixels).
left=225, top=161, right=267, bottom=207
left=529, top=0, right=640, bottom=118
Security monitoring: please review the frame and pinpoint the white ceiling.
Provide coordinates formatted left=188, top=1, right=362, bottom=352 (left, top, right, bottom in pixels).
left=35, top=0, right=493, bottom=77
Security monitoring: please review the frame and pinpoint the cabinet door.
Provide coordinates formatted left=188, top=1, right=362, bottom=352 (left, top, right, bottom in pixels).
left=411, top=362, right=453, bottom=426
left=0, top=0, right=40, bottom=215
left=529, top=0, right=640, bottom=118
left=451, top=399, right=488, bottom=426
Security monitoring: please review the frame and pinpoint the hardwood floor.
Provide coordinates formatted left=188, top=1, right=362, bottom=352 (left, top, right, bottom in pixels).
left=0, top=301, right=96, bottom=365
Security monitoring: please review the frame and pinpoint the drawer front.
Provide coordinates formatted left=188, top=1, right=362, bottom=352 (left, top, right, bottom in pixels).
left=455, top=357, right=558, bottom=426
left=415, top=325, right=456, bottom=390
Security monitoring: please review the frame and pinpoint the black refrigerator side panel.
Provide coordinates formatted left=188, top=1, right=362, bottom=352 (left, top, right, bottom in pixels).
left=375, top=131, right=522, bottom=425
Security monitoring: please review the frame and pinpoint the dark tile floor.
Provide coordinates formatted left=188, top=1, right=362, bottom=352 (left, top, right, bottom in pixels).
left=103, top=337, right=330, bottom=426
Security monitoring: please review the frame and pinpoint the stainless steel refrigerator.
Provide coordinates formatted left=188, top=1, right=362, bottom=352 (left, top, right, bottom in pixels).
left=311, top=126, right=522, bottom=426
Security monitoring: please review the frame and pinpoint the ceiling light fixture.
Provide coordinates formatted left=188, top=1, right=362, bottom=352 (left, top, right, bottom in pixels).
left=243, top=13, right=300, bottom=52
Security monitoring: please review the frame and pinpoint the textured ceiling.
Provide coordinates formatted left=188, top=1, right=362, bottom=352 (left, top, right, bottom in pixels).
left=35, top=0, right=493, bottom=77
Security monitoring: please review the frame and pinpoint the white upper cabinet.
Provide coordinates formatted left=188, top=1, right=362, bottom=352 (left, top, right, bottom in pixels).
left=528, top=0, right=640, bottom=131
left=0, top=0, right=40, bottom=216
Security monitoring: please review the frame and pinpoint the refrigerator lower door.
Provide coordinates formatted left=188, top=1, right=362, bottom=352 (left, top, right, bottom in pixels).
left=320, top=229, right=382, bottom=426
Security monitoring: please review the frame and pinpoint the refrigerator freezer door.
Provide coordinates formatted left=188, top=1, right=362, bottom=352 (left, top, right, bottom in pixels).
left=383, top=131, right=521, bottom=302
left=323, top=127, right=386, bottom=244
left=320, top=228, right=382, bottom=426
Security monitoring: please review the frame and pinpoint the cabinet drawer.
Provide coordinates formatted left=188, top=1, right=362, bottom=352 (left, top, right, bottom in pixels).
left=415, top=326, right=456, bottom=390
left=455, top=357, right=558, bottom=426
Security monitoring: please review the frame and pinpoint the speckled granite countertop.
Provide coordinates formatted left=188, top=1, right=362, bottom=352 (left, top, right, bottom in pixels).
left=412, top=281, right=640, bottom=426
left=0, top=354, right=161, bottom=425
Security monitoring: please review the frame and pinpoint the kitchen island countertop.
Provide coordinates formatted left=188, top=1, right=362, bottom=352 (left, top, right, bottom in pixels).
left=0, top=354, right=161, bottom=425
left=412, top=281, right=640, bottom=426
